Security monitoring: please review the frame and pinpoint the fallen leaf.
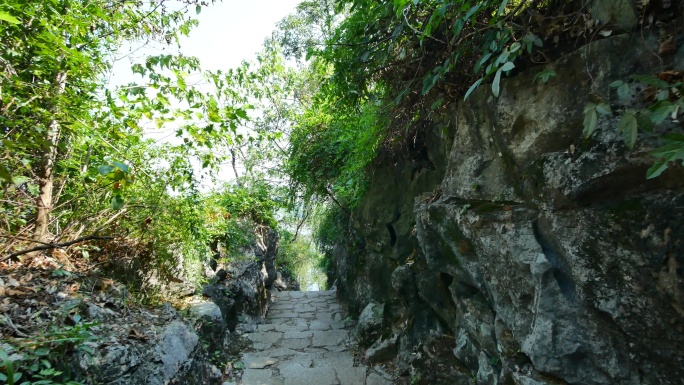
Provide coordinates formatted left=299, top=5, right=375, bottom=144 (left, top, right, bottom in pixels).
left=21, top=273, right=33, bottom=283
left=128, top=329, right=148, bottom=341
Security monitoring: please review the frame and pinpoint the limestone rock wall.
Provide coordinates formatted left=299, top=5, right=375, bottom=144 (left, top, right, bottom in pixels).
left=334, top=34, right=684, bottom=385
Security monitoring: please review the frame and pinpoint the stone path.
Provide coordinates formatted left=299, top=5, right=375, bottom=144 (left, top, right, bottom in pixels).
left=238, top=290, right=391, bottom=385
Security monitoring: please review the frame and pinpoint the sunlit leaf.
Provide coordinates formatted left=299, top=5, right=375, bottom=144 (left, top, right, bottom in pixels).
left=0, top=11, right=20, bottom=24
left=11, top=176, right=30, bottom=185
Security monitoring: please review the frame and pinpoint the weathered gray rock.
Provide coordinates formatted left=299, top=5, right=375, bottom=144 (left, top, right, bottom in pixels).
left=189, top=300, right=222, bottom=321
left=156, top=321, right=199, bottom=380
left=365, top=334, right=398, bottom=364
left=356, top=302, right=384, bottom=344
left=331, top=33, right=684, bottom=385
left=366, top=372, right=393, bottom=385
left=73, top=261, right=271, bottom=385
left=254, top=225, right=279, bottom=287
left=591, top=0, right=637, bottom=29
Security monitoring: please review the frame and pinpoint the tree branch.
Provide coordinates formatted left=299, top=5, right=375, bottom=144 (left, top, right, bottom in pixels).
left=2, top=235, right=115, bottom=263
left=289, top=209, right=310, bottom=244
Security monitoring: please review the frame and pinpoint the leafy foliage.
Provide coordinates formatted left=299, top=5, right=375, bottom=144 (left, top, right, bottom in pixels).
left=311, top=203, right=350, bottom=279
left=583, top=73, right=684, bottom=179
left=1, top=318, right=96, bottom=385
left=278, top=231, right=327, bottom=290
left=279, top=0, right=590, bottom=216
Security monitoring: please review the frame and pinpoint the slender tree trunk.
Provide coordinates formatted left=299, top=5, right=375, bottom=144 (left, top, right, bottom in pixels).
left=33, top=70, right=67, bottom=245
left=230, top=148, right=240, bottom=183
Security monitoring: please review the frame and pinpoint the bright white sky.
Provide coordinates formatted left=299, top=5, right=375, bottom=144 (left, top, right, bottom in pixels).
left=176, top=0, right=303, bottom=72
left=110, top=0, right=302, bottom=84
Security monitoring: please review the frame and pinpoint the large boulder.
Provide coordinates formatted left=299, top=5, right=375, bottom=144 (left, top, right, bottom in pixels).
left=254, top=226, right=279, bottom=288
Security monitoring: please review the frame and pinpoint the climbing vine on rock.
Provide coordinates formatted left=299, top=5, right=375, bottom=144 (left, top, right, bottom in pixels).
left=583, top=72, right=684, bottom=179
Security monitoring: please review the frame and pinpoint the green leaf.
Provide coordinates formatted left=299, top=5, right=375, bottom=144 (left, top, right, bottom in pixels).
left=595, top=103, right=612, bottom=116
left=492, top=64, right=513, bottom=97
left=97, top=165, right=114, bottom=175
left=0, top=164, right=11, bottom=183
left=111, top=195, right=124, bottom=210
left=421, top=74, right=439, bottom=95
left=532, top=70, right=556, bottom=84
left=609, top=80, right=624, bottom=88
left=497, top=0, right=510, bottom=16
left=657, top=89, right=669, bottom=101
left=617, top=83, right=630, bottom=100
left=360, top=51, right=371, bottom=62
left=0, top=349, right=14, bottom=385
left=430, top=98, right=444, bottom=110
left=646, top=159, right=670, bottom=179
left=34, top=348, right=50, bottom=357
left=618, top=111, right=638, bottom=149
left=112, top=161, right=130, bottom=172
left=492, top=70, right=502, bottom=97
left=474, top=53, right=492, bottom=73
left=465, top=3, right=482, bottom=20
left=464, top=78, right=483, bottom=100
left=11, top=176, right=30, bottom=185
left=635, top=111, right=654, bottom=132
left=662, top=133, right=684, bottom=143
left=0, top=11, right=20, bottom=24
left=500, top=61, right=515, bottom=72
left=649, top=100, right=674, bottom=124
left=583, top=103, right=597, bottom=114
left=583, top=108, right=598, bottom=138
left=453, top=19, right=464, bottom=37
left=633, top=74, right=670, bottom=89
left=195, top=5, right=201, bottom=14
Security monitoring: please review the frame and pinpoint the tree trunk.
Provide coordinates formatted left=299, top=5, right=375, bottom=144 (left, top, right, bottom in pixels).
left=231, top=148, right=240, bottom=183
left=33, top=70, right=67, bottom=245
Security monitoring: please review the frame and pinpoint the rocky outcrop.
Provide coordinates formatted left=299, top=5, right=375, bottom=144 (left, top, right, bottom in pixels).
left=71, top=222, right=302, bottom=385
left=254, top=226, right=279, bottom=288
left=333, top=33, right=684, bottom=385
left=74, top=261, right=271, bottom=385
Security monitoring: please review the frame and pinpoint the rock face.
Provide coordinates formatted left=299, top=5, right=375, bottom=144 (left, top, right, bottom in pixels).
left=332, top=34, right=684, bottom=385
left=254, top=226, right=280, bottom=288
left=75, top=260, right=272, bottom=385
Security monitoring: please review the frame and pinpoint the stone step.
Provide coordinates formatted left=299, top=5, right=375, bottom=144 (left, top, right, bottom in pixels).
left=237, top=290, right=391, bottom=385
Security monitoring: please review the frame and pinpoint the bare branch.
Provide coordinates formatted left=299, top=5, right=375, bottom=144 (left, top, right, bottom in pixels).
left=2, top=235, right=115, bottom=263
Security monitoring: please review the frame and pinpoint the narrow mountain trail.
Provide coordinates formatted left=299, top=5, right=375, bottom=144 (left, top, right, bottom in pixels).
left=238, top=290, right=392, bottom=385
